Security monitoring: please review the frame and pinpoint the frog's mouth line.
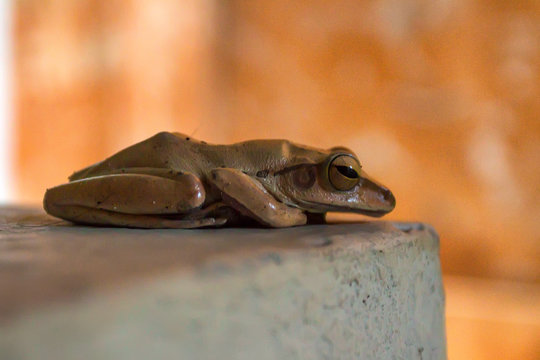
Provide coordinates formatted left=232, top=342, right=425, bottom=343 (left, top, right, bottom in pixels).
left=324, top=206, right=389, bottom=217
left=295, top=200, right=391, bottom=218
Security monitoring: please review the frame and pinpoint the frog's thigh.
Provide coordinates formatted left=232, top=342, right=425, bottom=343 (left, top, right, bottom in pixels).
left=46, top=205, right=225, bottom=229
left=45, top=173, right=205, bottom=214
left=210, top=168, right=307, bottom=228
left=43, top=173, right=220, bottom=228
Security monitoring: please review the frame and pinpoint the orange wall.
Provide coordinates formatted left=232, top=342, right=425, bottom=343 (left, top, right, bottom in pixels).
left=224, top=0, right=540, bottom=283
left=15, top=0, right=220, bottom=201
left=14, top=1, right=540, bottom=356
left=16, top=0, right=539, bottom=280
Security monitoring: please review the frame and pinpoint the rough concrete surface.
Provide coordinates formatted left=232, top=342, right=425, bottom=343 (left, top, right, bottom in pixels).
left=0, top=207, right=446, bottom=360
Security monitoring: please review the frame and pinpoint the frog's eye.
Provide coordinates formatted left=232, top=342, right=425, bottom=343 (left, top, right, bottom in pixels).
left=328, top=155, right=361, bottom=191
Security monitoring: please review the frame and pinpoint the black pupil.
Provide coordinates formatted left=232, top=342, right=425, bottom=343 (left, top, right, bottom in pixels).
left=336, top=165, right=358, bottom=178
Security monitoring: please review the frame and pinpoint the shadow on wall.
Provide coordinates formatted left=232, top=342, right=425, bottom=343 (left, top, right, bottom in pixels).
left=0, top=0, right=12, bottom=203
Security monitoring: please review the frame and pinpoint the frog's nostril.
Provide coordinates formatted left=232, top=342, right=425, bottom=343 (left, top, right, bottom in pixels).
left=383, top=189, right=396, bottom=208
left=379, top=187, right=393, bottom=200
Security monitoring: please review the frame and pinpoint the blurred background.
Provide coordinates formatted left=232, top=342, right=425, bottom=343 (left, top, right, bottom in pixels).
left=0, top=0, right=538, bottom=358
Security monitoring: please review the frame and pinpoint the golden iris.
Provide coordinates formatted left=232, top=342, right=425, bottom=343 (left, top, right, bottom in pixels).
left=328, top=155, right=361, bottom=191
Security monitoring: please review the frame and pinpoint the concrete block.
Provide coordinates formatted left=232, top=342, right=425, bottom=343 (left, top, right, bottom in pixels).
left=0, top=207, right=446, bottom=359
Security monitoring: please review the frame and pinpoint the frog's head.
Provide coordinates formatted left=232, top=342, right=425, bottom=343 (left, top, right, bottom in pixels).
left=275, top=149, right=395, bottom=217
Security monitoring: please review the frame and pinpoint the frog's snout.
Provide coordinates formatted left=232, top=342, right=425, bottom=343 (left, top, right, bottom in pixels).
left=358, top=171, right=396, bottom=216
left=381, top=186, right=396, bottom=211
left=380, top=186, right=395, bottom=208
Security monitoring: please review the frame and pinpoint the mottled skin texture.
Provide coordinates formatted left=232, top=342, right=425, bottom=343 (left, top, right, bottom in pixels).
left=43, top=132, right=396, bottom=228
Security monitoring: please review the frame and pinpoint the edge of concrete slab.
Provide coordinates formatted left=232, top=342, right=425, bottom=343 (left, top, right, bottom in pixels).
left=0, top=209, right=446, bottom=360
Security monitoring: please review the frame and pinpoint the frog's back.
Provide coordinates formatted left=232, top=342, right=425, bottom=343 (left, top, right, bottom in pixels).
left=69, top=132, right=330, bottom=181
left=69, top=132, right=201, bottom=180
left=215, top=139, right=330, bottom=173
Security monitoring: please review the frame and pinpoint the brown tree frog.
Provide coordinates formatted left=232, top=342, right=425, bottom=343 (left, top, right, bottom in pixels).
left=44, top=132, right=395, bottom=228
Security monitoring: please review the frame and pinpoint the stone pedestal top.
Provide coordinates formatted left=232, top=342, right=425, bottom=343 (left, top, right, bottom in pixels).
left=0, top=207, right=446, bottom=359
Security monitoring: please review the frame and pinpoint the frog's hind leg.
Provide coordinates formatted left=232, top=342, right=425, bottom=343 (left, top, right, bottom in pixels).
left=43, top=173, right=225, bottom=228
left=44, top=206, right=225, bottom=229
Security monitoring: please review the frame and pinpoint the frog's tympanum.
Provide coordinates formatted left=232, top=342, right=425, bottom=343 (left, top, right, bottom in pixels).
left=44, top=132, right=395, bottom=228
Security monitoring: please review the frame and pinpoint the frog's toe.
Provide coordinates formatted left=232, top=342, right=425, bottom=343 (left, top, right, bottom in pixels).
left=158, top=218, right=225, bottom=229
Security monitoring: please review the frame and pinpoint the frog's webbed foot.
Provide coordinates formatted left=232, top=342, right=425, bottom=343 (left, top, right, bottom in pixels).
left=44, top=173, right=225, bottom=229
left=209, top=168, right=307, bottom=228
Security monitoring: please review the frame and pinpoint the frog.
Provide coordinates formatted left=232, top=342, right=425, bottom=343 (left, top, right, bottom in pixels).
left=43, top=131, right=395, bottom=228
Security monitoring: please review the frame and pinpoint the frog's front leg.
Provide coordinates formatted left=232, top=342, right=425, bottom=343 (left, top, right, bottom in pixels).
left=43, top=173, right=225, bottom=228
left=209, top=168, right=307, bottom=228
